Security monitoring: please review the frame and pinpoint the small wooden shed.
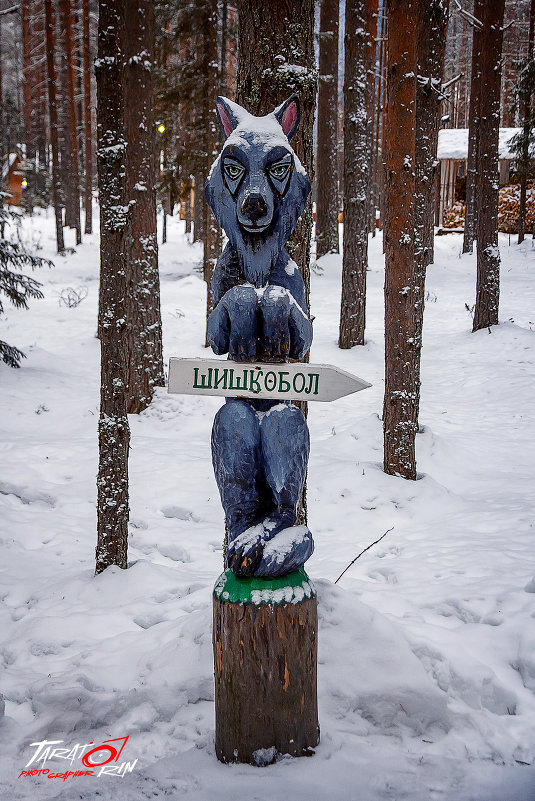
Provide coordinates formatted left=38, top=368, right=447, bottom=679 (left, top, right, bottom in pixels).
left=1, top=152, right=26, bottom=206
left=436, top=127, right=520, bottom=225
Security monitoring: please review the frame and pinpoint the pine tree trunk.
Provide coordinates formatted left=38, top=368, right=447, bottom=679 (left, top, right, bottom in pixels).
left=220, top=0, right=228, bottom=93
left=0, top=15, right=3, bottom=229
left=95, top=0, right=130, bottom=573
left=32, top=0, right=48, bottom=198
left=83, top=0, right=93, bottom=235
left=473, top=0, right=505, bottom=332
left=383, top=0, right=418, bottom=481
left=203, top=0, right=222, bottom=335
left=185, top=181, right=192, bottom=234
left=462, top=0, right=483, bottom=254
left=376, top=6, right=386, bottom=233
left=414, top=0, right=449, bottom=371
left=339, top=0, right=368, bottom=349
left=44, top=0, right=65, bottom=253
left=124, top=0, right=164, bottom=414
left=366, top=0, right=379, bottom=235
left=316, top=0, right=339, bottom=259
left=236, top=0, right=316, bottom=304
left=60, top=0, right=82, bottom=244
left=517, top=0, right=535, bottom=244
left=193, top=173, right=204, bottom=242
left=22, top=0, right=34, bottom=161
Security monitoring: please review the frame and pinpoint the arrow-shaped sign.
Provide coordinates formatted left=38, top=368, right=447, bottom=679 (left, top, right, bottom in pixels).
left=168, top=358, right=371, bottom=403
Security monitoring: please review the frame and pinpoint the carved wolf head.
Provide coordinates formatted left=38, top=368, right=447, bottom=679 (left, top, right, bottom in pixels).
left=205, top=95, right=311, bottom=288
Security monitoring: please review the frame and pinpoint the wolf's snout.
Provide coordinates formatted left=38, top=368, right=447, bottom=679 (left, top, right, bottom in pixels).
left=240, top=193, right=269, bottom=225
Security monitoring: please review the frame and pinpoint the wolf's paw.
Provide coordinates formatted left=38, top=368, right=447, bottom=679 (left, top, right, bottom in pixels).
left=227, top=523, right=265, bottom=577
left=254, top=525, right=313, bottom=578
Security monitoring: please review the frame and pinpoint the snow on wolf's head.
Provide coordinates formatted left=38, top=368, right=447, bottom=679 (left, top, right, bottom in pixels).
left=205, top=95, right=311, bottom=287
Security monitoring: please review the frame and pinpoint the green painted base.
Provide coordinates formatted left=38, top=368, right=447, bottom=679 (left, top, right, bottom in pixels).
left=214, top=567, right=315, bottom=606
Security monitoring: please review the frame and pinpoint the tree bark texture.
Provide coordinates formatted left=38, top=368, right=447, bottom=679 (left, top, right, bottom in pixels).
left=203, top=0, right=222, bottom=333
left=0, top=14, right=3, bottom=223
left=517, top=0, right=535, bottom=244
left=21, top=0, right=34, bottom=160
left=414, top=0, right=449, bottom=377
left=185, top=181, right=192, bottom=233
left=60, top=0, right=82, bottom=244
left=193, top=172, right=205, bottom=243
left=95, top=0, right=130, bottom=573
left=213, top=579, right=319, bottom=763
left=83, top=0, right=93, bottom=235
left=236, top=0, right=316, bottom=305
left=366, top=0, right=379, bottom=235
left=473, top=0, right=505, bottom=333
left=124, top=0, right=164, bottom=414
left=339, top=0, right=368, bottom=348
left=44, top=0, right=64, bottom=253
left=316, top=0, right=340, bottom=259
left=378, top=11, right=387, bottom=235
left=383, top=0, right=418, bottom=480
left=462, top=0, right=483, bottom=254
left=31, top=0, right=48, bottom=183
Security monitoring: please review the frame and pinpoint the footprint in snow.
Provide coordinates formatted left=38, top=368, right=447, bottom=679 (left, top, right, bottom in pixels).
left=161, top=505, right=200, bottom=522
left=133, top=612, right=167, bottom=629
left=0, top=480, right=56, bottom=508
left=156, top=543, right=191, bottom=563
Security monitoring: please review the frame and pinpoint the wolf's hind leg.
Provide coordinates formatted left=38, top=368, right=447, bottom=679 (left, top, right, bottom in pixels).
left=256, top=403, right=313, bottom=576
left=212, top=399, right=263, bottom=538
left=260, top=404, right=309, bottom=528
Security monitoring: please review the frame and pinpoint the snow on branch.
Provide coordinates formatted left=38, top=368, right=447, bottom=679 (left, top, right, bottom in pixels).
left=453, top=0, right=483, bottom=30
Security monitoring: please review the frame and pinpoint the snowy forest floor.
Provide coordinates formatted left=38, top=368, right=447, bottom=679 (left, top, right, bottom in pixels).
left=1, top=211, right=535, bottom=801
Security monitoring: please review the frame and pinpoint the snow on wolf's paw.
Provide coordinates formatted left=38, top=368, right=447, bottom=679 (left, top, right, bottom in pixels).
left=254, top=525, right=313, bottom=577
left=227, top=523, right=265, bottom=576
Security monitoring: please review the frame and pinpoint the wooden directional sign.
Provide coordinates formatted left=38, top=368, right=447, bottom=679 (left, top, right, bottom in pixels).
left=168, top=357, right=371, bottom=403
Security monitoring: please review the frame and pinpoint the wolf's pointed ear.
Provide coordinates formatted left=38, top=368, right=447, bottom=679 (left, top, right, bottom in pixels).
left=215, top=96, right=242, bottom=139
left=274, top=95, right=301, bottom=142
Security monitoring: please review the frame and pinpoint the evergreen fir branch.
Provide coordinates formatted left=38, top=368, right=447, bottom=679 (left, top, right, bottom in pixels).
left=0, top=340, right=26, bottom=369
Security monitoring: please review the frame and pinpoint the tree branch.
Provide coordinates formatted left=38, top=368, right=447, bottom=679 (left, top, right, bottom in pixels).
left=334, top=527, right=395, bottom=584
left=0, top=5, right=19, bottom=16
left=453, top=0, right=483, bottom=30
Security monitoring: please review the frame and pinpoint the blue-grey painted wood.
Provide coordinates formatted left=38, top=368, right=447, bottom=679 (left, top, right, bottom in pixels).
left=203, top=96, right=315, bottom=577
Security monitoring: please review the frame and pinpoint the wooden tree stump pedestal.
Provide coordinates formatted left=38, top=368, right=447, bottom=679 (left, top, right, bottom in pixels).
left=213, top=568, right=319, bottom=764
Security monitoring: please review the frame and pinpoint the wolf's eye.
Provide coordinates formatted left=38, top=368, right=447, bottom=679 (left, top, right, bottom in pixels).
left=224, top=162, right=244, bottom=180
left=269, top=163, right=290, bottom=180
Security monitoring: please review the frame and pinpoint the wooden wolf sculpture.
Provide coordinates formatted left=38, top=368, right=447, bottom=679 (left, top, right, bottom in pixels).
left=205, top=95, right=313, bottom=578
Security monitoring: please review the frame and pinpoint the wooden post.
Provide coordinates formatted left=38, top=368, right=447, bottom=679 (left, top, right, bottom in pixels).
left=213, top=568, right=319, bottom=764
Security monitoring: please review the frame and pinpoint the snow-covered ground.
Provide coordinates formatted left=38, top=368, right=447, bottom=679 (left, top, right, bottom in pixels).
left=1, top=210, right=535, bottom=801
